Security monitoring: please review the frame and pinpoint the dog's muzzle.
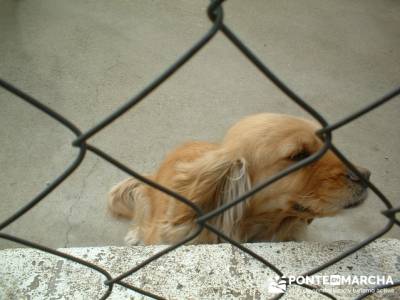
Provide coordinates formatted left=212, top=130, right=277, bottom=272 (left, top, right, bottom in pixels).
left=346, top=167, right=371, bottom=183
left=343, top=194, right=367, bottom=209
left=344, top=166, right=371, bottom=209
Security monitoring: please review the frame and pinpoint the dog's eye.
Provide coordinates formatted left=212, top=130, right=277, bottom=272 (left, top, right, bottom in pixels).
left=290, top=150, right=311, bottom=161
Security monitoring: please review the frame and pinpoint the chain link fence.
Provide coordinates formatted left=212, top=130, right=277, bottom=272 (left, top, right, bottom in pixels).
left=1, top=1, right=399, bottom=299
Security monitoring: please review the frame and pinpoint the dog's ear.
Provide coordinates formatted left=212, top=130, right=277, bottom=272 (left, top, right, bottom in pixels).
left=214, top=157, right=251, bottom=239
left=173, top=150, right=251, bottom=239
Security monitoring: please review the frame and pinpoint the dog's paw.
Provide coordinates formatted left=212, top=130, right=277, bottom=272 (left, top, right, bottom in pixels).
left=124, top=228, right=142, bottom=246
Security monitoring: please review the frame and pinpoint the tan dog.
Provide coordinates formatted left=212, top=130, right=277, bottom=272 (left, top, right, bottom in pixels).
left=108, top=113, right=370, bottom=245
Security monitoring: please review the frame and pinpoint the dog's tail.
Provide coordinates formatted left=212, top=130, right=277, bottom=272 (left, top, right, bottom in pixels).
left=108, top=178, right=143, bottom=219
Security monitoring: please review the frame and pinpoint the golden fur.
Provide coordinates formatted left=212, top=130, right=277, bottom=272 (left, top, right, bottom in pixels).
left=108, top=113, right=370, bottom=245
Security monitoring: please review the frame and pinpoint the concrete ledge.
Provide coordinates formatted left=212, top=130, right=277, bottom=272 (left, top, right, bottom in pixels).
left=1, top=239, right=399, bottom=299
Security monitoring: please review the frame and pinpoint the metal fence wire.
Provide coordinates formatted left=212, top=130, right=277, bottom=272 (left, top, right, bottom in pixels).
left=1, top=1, right=399, bottom=299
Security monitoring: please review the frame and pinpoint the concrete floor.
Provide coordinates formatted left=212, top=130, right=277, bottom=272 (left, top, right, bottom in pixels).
left=0, top=0, right=399, bottom=250
left=2, top=240, right=400, bottom=299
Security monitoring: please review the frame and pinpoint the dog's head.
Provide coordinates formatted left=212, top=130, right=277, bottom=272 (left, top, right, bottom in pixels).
left=222, top=113, right=370, bottom=216
left=176, top=113, right=370, bottom=241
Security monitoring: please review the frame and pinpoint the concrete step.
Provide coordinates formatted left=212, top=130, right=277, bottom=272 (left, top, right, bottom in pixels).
left=1, top=239, right=399, bottom=299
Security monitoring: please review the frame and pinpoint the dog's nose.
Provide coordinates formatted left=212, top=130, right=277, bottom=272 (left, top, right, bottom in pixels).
left=347, top=166, right=371, bottom=182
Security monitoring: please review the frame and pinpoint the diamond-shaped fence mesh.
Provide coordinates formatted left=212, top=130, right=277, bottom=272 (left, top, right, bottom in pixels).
left=0, top=1, right=399, bottom=299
